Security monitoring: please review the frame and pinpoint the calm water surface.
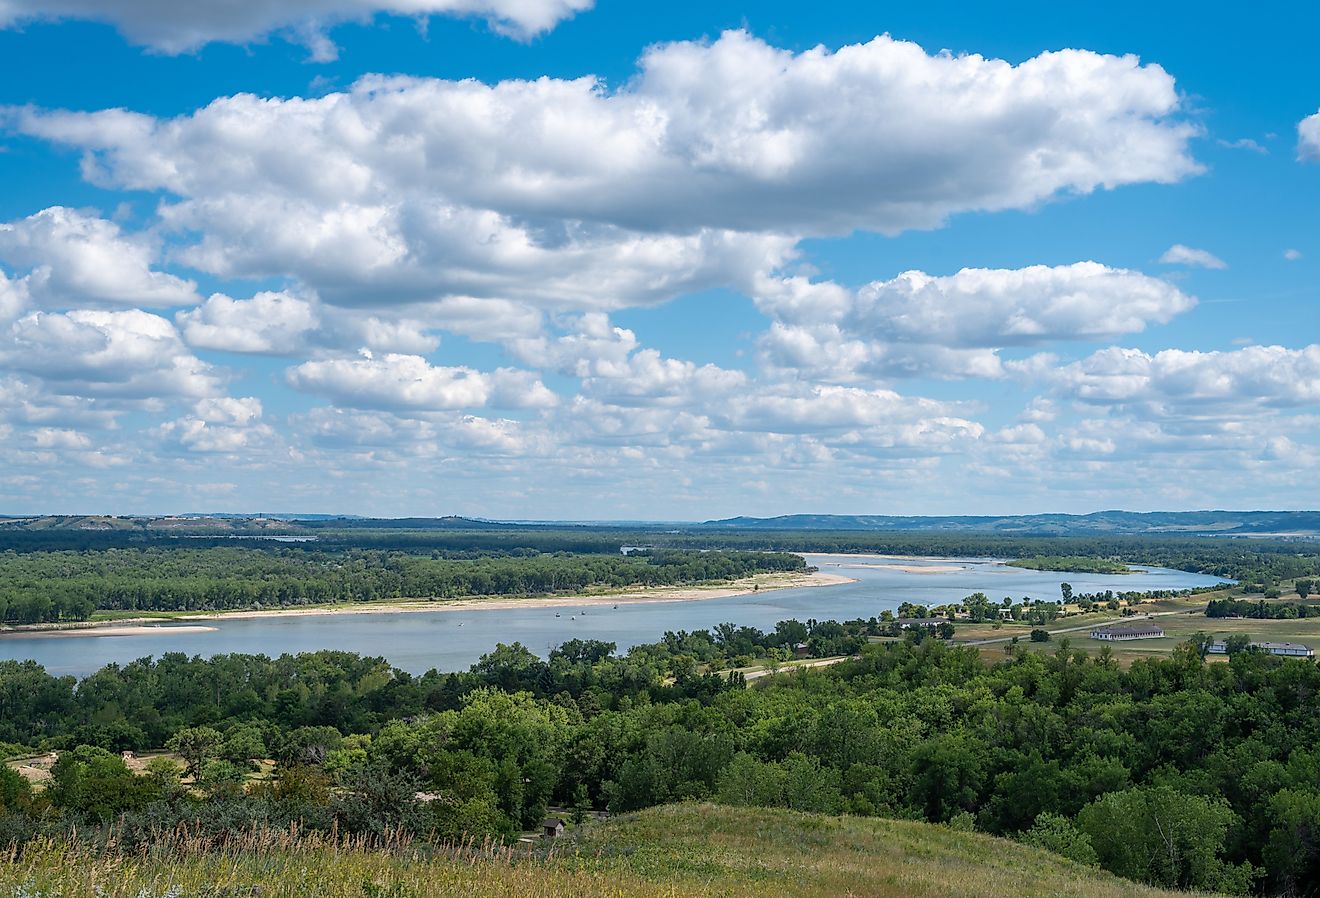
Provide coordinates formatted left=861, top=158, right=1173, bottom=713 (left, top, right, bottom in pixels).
left=0, top=555, right=1227, bottom=678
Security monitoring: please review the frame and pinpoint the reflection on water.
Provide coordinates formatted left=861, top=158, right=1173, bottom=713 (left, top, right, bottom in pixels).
left=0, top=554, right=1227, bottom=678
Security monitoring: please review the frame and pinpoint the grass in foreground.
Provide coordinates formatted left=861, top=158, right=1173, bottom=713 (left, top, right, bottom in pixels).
left=0, top=804, right=1213, bottom=898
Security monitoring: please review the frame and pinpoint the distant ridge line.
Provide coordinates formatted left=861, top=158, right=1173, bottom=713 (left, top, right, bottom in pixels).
left=696, top=510, right=1320, bottom=536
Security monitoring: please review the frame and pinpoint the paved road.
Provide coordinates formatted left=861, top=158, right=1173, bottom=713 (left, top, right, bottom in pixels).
left=741, top=656, right=850, bottom=680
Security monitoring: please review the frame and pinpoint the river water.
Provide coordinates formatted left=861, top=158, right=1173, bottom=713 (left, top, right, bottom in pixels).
left=0, top=555, right=1227, bottom=678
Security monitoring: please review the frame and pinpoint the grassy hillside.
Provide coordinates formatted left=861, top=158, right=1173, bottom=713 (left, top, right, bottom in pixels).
left=0, top=804, right=1212, bottom=898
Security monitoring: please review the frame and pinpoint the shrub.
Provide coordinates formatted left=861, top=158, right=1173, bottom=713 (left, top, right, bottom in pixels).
left=1020, top=812, right=1098, bottom=866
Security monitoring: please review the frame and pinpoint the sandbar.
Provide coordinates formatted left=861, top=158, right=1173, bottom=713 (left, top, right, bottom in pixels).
left=2, top=624, right=219, bottom=639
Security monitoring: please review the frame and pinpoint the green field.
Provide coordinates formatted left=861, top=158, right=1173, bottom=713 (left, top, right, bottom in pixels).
left=957, top=593, right=1320, bottom=665
left=0, top=804, right=1210, bottom=898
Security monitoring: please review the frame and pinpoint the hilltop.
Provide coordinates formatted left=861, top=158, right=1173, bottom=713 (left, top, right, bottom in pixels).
left=0, top=804, right=1207, bottom=898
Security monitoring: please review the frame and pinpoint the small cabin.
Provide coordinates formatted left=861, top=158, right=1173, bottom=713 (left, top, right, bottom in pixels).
left=793, top=642, right=811, bottom=659
left=542, top=817, right=565, bottom=838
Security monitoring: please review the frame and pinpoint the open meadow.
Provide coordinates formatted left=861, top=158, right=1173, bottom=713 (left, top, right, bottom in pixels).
left=0, top=804, right=1212, bottom=898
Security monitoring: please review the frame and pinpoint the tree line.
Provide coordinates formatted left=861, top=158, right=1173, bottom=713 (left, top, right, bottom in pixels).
left=5, top=525, right=1320, bottom=586
left=1205, top=597, right=1320, bottom=619
left=0, top=548, right=805, bottom=623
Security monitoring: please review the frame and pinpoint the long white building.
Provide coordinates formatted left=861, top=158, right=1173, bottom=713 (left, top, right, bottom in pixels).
left=1089, top=624, right=1165, bottom=641
left=1207, top=641, right=1314, bottom=657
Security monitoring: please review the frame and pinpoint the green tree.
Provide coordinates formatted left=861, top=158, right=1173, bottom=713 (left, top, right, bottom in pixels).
left=47, top=746, right=157, bottom=821
left=220, top=726, right=267, bottom=768
left=911, top=735, right=985, bottom=822
left=1187, top=632, right=1214, bottom=659
left=780, top=752, right=843, bottom=813
left=570, top=782, right=591, bottom=825
left=1262, top=788, right=1320, bottom=895
left=0, top=765, right=32, bottom=814
left=167, top=726, right=224, bottom=779
left=1223, top=633, right=1252, bottom=655
left=715, top=752, right=782, bottom=807
left=1020, top=812, right=1098, bottom=866
left=1077, top=786, right=1254, bottom=893
left=199, top=759, right=248, bottom=798
left=143, top=757, right=184, bottom=795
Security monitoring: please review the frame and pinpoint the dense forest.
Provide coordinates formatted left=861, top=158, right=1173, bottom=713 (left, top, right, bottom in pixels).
left=0, top=548, right=804, bottom=623
left=2, top=626, right=1320, bottom=894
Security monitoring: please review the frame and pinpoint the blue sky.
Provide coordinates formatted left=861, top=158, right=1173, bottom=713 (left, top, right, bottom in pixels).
left=0, top=0, right=1317, bottom=519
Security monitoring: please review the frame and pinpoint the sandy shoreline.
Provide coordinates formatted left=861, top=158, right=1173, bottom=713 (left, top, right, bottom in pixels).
left=10, top=624, right=220, bottom=639
left=0, top=569, right=856, bottom=638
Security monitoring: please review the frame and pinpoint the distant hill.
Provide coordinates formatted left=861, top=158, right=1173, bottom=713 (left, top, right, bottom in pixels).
left=0, top=515, right=304, bottom=533
left=699, top=510, right=1320, bottom=536
left=0, top=803, right=1191, bottom=898
left=6, top=510, right=1320, bottom=538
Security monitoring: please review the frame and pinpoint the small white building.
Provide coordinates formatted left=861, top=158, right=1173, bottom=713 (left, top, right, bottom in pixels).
left=1090, top=624, right=1165, bottom=641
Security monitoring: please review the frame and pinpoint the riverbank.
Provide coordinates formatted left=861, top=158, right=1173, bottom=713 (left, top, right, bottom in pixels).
left=8, top=624, right=219, bottom=639
left=0, top=569, right=856, bottom=637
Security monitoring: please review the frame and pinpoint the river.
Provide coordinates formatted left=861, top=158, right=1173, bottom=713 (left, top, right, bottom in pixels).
left=0, top=554, right=1227, bottom=678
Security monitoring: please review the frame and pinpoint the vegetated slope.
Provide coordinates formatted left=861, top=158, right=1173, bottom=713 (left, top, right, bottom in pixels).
left=0, top=804, right=1209, bottom=898
left=565, top=804, right=1211, bottom=898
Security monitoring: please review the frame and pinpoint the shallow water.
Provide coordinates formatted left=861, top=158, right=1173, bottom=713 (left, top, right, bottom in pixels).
left=0, top=554, right=1226, bottom=678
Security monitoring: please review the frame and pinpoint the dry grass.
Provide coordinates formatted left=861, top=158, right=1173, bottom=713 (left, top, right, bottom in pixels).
left=0, top=805, right=1213, bottom=898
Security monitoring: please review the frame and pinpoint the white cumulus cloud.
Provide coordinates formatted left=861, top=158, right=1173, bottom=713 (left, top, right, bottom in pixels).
left=0, top=0, right=593, bottom=58
left=8, top=32, right=1198, bottom=313
left=286, top=351, right=557, bottom=412
left=1300, top=110, right=1320, bottom=161
left=755, top=262, right=1195, bottom=381
left=178, top=291, right=319, bottom=354
left=0, top=308, right=221, bottom=398
left=1045, top=344, right=1320, bottom=409
left=161, top=396, right=271, bottom=452
left=1159, top=244, right=1227, bottom=269
left=0, top=207, right=199, bottom=308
